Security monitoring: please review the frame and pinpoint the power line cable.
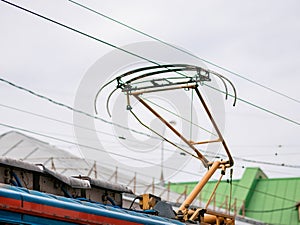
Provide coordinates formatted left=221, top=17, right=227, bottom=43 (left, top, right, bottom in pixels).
left=0, top=103, right=161, bottom=148
left=234, top=155, right=300, bottom=168
left=4, top=121, right=297, bottom=203
left=204, top=84, right=300, bottom=126
left=0, top=77, right=165, bottom=140
left=1, top=1, right=299, bottom=127
left=2, top=102, right=298, bottom=170
left=1, top=72, right=299, bottom=131
left=0, top=121, right=297, bottom=203
left=232, top=182, right=296, bottom=203
left=0, top=102, right=207, bottom=158
left=245, top=205, right=296, bottom=213
left=67, top=0, right=300, bottom=105
left=1, top=79, right=299, bottom=169
left=0, top=102, right=206, bottom=160
left=204, top=150, right=300, bottom=168
left=0, top=0, right=184, bottom=80
left=0, top=122, right=201, bottom=176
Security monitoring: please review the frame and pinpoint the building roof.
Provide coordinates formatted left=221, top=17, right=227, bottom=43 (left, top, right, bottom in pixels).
left=0, top=131, right=202, bottom=204
left=169, top=167, right=300, bottom=225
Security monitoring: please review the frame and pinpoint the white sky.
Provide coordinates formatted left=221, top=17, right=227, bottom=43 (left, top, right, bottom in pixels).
left=0, top=0, right=300, bottom=182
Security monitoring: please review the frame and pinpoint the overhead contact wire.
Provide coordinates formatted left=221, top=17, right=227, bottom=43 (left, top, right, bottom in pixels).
left=0, top=77, right=163, bottom=138
left=1, top=0, right=299, bottom=126
left=205, top=83, right=300, bottom=126
left=0, top=0, right=189, bottom=80
left=68, top=0, right=300, bottom=104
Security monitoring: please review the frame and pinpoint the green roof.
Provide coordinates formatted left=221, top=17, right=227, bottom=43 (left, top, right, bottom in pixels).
left=169, top=167, right=300, bottom=225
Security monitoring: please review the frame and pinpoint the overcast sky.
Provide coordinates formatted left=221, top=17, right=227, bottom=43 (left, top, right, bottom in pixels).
left=0, top=0, right=300, bottom=182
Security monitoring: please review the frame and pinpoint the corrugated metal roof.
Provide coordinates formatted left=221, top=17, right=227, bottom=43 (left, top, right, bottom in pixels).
left=246, top=177, right=300, bottom=225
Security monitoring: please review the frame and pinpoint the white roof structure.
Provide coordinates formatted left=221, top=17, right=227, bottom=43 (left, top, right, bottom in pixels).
left=0, top=131, right=90, bottom=174
left=0, top=131, right=202, bottom=205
